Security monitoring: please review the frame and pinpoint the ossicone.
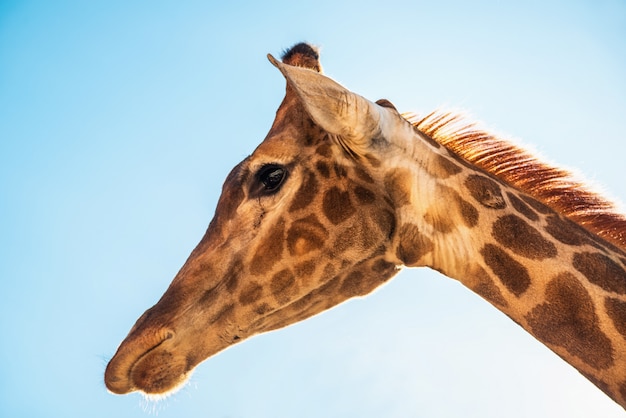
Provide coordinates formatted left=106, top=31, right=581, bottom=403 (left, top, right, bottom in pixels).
left=281, top=42, right=322, bottom=73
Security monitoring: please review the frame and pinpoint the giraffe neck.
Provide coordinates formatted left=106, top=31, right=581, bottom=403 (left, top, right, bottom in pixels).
left=386, top=116, right=626, bottom=406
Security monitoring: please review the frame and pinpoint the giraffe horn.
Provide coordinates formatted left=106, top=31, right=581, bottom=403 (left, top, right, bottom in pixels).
left=268, top=54, right=392, bottom=155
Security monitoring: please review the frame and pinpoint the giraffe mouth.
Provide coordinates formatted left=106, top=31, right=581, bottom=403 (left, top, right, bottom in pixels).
left=105, top=327, right=189, bottom=395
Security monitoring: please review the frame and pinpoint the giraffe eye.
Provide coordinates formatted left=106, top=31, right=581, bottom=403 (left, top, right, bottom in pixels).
left=257, top=164, right=287, bottom=192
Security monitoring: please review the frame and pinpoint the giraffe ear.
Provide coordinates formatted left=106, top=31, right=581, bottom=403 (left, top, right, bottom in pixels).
left=268, top=53, right=394, bottom=156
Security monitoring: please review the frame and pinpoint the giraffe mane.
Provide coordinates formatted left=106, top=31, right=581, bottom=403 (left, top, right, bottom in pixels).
left=404, top=110, right=626, bottom=251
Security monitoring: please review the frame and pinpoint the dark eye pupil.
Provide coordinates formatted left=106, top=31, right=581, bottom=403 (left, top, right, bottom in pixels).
left=260, top=166, right=285, bottom=190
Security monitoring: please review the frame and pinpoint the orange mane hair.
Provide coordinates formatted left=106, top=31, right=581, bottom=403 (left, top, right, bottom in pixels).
left=404, top=111, right=626, bottom=251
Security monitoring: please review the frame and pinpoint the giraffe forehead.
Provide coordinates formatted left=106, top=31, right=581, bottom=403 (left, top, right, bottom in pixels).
left=247, top=126, right=322, bottom=167
left=246, top=143, right=306, bottom=170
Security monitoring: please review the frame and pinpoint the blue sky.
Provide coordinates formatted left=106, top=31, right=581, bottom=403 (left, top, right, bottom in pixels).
left=1, top=1, right=625, bottom=417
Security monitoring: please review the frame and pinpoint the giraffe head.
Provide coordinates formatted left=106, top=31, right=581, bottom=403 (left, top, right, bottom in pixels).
left=104, top=43, right=415, bottom=396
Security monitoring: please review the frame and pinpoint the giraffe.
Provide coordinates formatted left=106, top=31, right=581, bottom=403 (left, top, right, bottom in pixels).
left=105, top=43, right=626, bottom=409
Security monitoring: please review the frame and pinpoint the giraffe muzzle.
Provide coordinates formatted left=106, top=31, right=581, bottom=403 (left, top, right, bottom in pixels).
left=104, top=327, right=183, bottom=395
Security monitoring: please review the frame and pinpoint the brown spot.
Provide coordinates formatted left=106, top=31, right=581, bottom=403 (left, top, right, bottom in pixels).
left=507, top=192, right=539, bottom=221
left=545, top=215, right=587, bottom=246
left=492, top=214, right=557, bottom=260
left=199, top=287, right=219, bottom=306
left=395, top=223, right=434, bottom=266
left=365, top=262, right=396, bottom=290
left=316, top=161, right=331, bottom=178
left=520, top=195, right=553, bottom=214
left=333, top=225, right=359, bottom=254
left=285, top=291, right=314, bottom=315
left=339, top=270, right=365, bottom=297
left=481, top=244, right=531, bottom=297
left=335, top=218, right=384, bottom=254
left=354, top=185, right=376, bottom=204
left=375, top=209, right=396, bottom=237
left=239, top=283, right=263, bottom=306
left=224, top=259, right=243, bottom=293
left=385, top=169, right=412, bottom=207
left=573, top=252, right=626, bottom=294
left=295, top=260, right=316, bottom=277
left=466, top=266, right=508, bottom=307
left=211, top=303, right=235, bottom=324
left=428, top=154, right=463, bottom=179
left=464, top=175, right=506, bottom=209
left=255, top=303, right=272, bottom=315
left=333, top=164, right=348, bottom=178
left=339, top=262, right=393, bottom=298
left=353, top=166, right=375, bottom=184
left=457, top=195, right=479, bottom=228
left=526, top=273, right=614, bottom=370
left=303, top=132, right=319, bottom=147
left=315, top=143, right=332, bottom=157
left=372, top=258, right=396, bottom=274
left=250, top=219, right=285, bottom=276
left=271, top=269, right=297, bottom=303
left=317, top=274, right=342, bottom=298
left=286, top=214, right=328, bottom=256
left=605, top=297, right=626, bottom=339
left=289, top=170, right=318, bottom=212
left=620, top=381, right=626, bottom=404
left=323, top=187, right=355, bottom=224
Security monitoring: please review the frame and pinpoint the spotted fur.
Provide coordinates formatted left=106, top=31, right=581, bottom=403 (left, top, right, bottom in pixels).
left=406, top=112, right=626, bottom=250
left=106, top=42, right=626, bottom=410
left=526, top=273, right=614, bottom=370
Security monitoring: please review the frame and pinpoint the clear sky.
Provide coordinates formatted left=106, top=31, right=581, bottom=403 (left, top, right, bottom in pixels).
left=1, top=1, right=626, bottom=417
